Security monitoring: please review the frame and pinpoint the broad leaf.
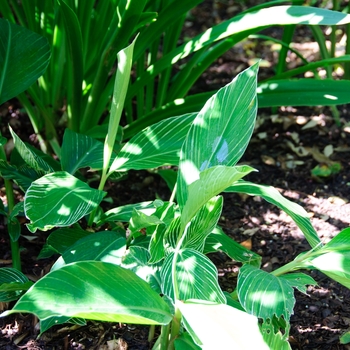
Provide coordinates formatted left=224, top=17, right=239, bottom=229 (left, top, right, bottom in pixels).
left=51, top=231, right=126, bottom=271
left=225, top=180, right=322, bottom=249
left=121, top=246, right=161, bottom=293
left=0, top=160, right=41, bottom=191
left=280, top=273, right=317, bottom=294
left=181, top=165, right=255, bottom=231
left=111, top=113, right=196, bottom=172
left=204, top=227, right=261, bottom=267
left=260, top=318, right=291, bottom=350
left=149, top=224, right=167, bottom=264
left=25, top=171, right=106, bottom=232
left=61, top=129, right=108, bottom=173
left=161, top=249, right=225, bottom=303
left=174, top=332, right=201, bottom=350
left=10, top=127, right=54, bottom=174
left=238, top=264, right=296, bottom=322
left=301, top=228, right=350, bottom=288
left=0, top=18, right=50, bottom=104
left=46, top=226, right=94, bottom=255
left=2, top=261, right=172, bottom=325
left=98, top=200, right=160, bottom=224
left=177, top=64, right=258, bottom=208
left=0, top=268, right=33, bottom=302
left=178, top=300, right=269, bottom=350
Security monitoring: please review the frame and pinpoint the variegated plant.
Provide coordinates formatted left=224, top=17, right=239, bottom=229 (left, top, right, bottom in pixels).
left=2, top=39, right=350, bottom=349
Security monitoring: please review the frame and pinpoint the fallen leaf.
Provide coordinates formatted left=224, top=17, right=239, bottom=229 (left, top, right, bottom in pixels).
left=240, top=238, right=252, bottom=250
left=324, top=144, right=334, bottom=157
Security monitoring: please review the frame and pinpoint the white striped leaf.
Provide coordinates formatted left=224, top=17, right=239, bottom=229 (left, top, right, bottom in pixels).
left=2, top=261, right=172, bottom=325
left=180, top=165, right=255, bottom=232
left=51, top=231, right=126, bottom=271
left=110, top=113, right=196, bottom=172
left=161, top=249, right=225, bottom=303
left=0, top=18, right=50, bottom=104
left=177, top=64, right=258, bottom=209
left=225, top=180, right=322, bottom=249
left=61, top=129, right=109, bottom=173
left=0, top=268, right=33, bottom=302
left=238, top=264, right=295, bottom=321
left=122, top=246, right=162, bottom=293
left=10, top=127, right=54, bottom=174
left=204, top=227, right=261, bottom=267
left=25, top=171, right=106, bottom=232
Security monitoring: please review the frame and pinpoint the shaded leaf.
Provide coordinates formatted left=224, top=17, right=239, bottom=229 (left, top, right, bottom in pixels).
left=204, top=227, right=261, bottom=267
left=0, top=268, right=32, bottom=302
left=0, top=18, right=50, bottom=104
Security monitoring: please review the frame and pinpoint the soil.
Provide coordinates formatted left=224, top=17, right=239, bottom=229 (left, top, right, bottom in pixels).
left=1, top=1, right=350, bottom=349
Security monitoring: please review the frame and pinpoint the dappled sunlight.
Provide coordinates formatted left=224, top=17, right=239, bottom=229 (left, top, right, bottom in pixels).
left=179, top=158, right=200, bottom=185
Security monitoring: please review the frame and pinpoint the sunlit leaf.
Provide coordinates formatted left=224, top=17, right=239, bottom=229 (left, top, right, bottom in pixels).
left=181, top=165, right=255, bottom=231
left=161, top=249, right=225, bottom=303
left=178, top=300, right=269, bottom=350
left=51, top=231, right=126, bottom=271
left=122, top=246, right=161, bottom=293
left=225, top=180, right=322, bottom=249
left=111, top=113, right=196, bottom=172
left=178, top=64, right=258, bottom=208
left=25, top=171, right=106, bottom=232
left=238, top=264, right=295, bottom=322
left=2, top=261, right=172, bottom=325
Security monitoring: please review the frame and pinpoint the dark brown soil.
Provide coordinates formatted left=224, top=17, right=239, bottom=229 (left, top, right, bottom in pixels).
left=1, top=1, right=350, bottom=349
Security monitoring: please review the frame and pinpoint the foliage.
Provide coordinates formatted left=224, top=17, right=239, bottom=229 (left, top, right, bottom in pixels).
left=1, top=1, right=350, bottom=348
left=1, top=49, right=350, bottom=348
left=2, top=0, right=350, bottom=151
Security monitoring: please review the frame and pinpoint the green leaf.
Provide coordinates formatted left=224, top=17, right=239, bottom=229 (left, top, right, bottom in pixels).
left=129, top=208, right=164, bottom=232
left=181, top=196, right=223, bottom=252
left=177, top=64, right=258, bottom=209
left=178, top=300, right=269, bottom=350
left=258, top=79, right=350, bottom=107
left=0, top=18, right=50, bottom=104
left=61, top=129, right=108, bottom=173
left=8, top=216, right=20, bottom=242
left=98, top=201, right=158, bottom=224
left=0, top=160, right=41, bottom=191
left=149, top=224, right=167, bottom=264
left=10, top=127, right=54, bottom=174
left=174, top=332, right=201, bottom=350
left=238, top=264, right=295, bottom=322
left=225, top=180, right=322, bottom=249
left=39, top=316, right=86, bottom=336
left=24, top=171, right=106, bottom=232
left=103, top=37, right=137, bottom=173
left=340, top=331, right=350, bottom=344
left=51, top=231, right=126, bottom=271
left=304, top=228, right=350, bottom=288
left=161, top=249, right=225, bottom=303
left=57, top=0, right=83, bottom=132
left=121, top=246, right=161, bottom=293
left=111, top=113, right=196, bottom=172
left=279, top=273, right=317, bottom=294
left=46, top=226, right=94, bottom=255
left=181, top=165, right=255, bottom=232
left=204, top=227, right=261, bottom=267
left=3, top=262, right=172, bottom=325
left=260, top=318, right=291, bottom=350
left=0, top=268, right=32, bottom=302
